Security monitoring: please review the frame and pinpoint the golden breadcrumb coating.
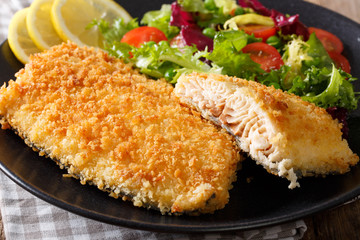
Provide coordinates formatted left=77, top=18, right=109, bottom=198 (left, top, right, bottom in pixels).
left=0, top=42, right=242, bottom=215
left=175, top=72, right=359, bottom=188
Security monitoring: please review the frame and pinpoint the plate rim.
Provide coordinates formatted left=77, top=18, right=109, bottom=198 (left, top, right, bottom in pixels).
left=0, top=0, right=360, bottom=233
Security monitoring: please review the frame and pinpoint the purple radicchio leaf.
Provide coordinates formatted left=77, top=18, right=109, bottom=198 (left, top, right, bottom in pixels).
left=180, top=26, right=214, bottom=51
left=270, top=10, right=309, bottom=40
left=238, top=0, right=309, bottom=40
left=170, top=2, right=213, bottom=51
left=327, top=106, right=349, bottom=139
left=170, top=2, right=197, bottom=28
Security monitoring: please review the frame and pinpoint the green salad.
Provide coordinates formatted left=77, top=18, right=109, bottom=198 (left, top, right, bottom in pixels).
left=89, top=0, right=359, bottom=119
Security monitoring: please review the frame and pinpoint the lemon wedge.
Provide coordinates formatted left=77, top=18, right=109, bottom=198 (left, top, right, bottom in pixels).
left=8, top=8, right=41, bottom=64
left=51, top=0, right=132, bottom=48
left=27, top=0, right=63, bottom=50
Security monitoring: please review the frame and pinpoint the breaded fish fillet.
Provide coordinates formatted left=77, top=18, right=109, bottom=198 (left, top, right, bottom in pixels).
left=174, top=72, right=359, bottom=189
left=0, top=42, right=242, bottom=215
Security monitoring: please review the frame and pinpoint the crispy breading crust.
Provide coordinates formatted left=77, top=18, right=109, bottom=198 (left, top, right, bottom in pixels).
left=175, top=72, right=359, bottom=188
left=0, top=42, right=242, bottom=215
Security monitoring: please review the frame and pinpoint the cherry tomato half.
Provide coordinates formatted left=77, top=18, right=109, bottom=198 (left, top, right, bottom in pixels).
left=242, top=42, right=284, bottom=72
left=121, top=26, right=167, bottom=48
left=239, top=25, right=276, bottom=42
left=328, top=51, right=351, bottom=74
left=308, top=27, right=344, bottom=54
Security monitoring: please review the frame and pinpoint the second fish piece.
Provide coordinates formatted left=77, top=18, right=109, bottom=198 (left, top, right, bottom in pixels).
left=174, top=72, right=359, bottom=189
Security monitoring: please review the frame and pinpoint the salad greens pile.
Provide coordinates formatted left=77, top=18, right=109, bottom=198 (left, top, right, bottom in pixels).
left=260, top=34, right=357, bottom=110
left=90, top=0, right=358, bottom=116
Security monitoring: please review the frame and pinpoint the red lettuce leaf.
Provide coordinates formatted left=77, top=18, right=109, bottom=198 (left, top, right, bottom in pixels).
left=170, top=2, right=197, bottom=28
left=327, top=107, right=349, bottom=139
left=180, top=26, right=213, bottom=51
left=170, top=2, right=213, bottom=51
left=238, top=0, right=309, bottom=40
left=270, top=10, right=309, bottom=40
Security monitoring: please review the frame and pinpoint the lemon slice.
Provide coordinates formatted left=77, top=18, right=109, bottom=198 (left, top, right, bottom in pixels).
left=51, top=0, right=132, bottom=48
left=27, top=0, right=63, bottom=50
left=8, top=8, right=41, bottom=64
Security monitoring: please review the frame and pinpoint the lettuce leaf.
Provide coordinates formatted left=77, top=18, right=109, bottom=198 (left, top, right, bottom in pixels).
left=259, top=34, right=358, bottom=111
left=305, top=33, right=333, bottom=69
left=177, top=0, right=239, bottom=29
left=214, top=0, right=239, bottom=15
left=88, top=18, right=139, bottom=45
left=302, top=65, right=358, bottom=110
left=177, top=0, right=207, bottom=12
left=141, top=4, right=180, bottom=39
left=207, top=30, right=264, bottom=79
left=106, top=40, right=217, bottom=83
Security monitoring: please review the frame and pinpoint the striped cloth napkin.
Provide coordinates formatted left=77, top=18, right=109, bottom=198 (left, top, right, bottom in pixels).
left=0, top=171, right=307, bottom=240
left=0, top=0, right=307, bottom=239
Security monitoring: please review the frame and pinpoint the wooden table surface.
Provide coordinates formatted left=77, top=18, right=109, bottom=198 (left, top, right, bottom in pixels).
left=0, top=0, right=359, bottom=239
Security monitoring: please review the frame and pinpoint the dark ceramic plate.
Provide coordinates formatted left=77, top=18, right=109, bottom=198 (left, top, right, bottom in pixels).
left=0, top=0, right=359, bottom=233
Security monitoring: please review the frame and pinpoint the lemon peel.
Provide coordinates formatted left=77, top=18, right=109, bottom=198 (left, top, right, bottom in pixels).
left=27, top=0, right=63, bottom=50
left=51, top=0, right=132, bottom=48
left=8, top=8, right=41, bottom=64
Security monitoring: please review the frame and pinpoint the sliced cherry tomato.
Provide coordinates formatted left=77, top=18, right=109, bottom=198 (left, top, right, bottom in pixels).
left=121, top=26, right=167, bottom=48
left=328, top=51, right=351, bottom=73
left=242, top=42, right=284, bottom=72
left=308, top=27, right=344, bottom=54
left=239, top=25, right=276, bottom=42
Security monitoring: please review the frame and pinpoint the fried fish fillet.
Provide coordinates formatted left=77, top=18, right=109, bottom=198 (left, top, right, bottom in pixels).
left=0, top=42, right=242, bottom=215
left=174, top=72, right=359, bottom=189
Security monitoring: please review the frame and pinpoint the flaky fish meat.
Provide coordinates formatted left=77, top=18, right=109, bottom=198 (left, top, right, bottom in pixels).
left=174, top=72, right=359, bottom=189
left=0, top=42, right=242, bottom=215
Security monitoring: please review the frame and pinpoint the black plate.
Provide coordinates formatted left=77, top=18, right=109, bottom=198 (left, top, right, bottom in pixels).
left=0, top=0, right=359, bottom=233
